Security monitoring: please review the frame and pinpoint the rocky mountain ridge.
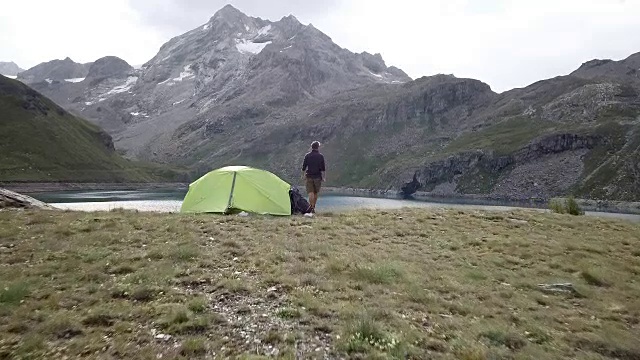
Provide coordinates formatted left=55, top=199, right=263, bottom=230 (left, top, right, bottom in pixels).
left=24, top=5, right=640, bottom=201
left=17, top=57, right=92, bottom=84
left=28, top=5, right=411, bottom=157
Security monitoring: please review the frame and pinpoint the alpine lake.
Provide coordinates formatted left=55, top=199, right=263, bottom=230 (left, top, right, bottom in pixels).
left=25, top=189, right=640, bottom=222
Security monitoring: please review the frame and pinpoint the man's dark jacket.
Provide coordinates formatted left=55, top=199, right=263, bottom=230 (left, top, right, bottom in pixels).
left=302, top=150, right=325, bottom=179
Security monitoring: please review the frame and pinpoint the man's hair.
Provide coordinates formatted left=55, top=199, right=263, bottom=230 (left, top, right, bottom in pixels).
left=311, top=141, right=320, bottom=150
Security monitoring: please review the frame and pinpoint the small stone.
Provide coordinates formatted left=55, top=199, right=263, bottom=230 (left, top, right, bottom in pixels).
left=267, top=286, right=278, bottom=292
left=155, top=334, right=171, bottom=341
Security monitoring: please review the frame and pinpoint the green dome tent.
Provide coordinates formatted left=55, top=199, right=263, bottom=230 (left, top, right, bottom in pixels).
left=180, top=166, right=292, bottom=216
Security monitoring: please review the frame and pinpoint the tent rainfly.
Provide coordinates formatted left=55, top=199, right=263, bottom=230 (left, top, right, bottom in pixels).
left=180, top=166, right=292, bottom=216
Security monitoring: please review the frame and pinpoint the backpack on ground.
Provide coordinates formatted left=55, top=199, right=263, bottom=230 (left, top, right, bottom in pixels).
left=289, top=186, right=311, bottom=214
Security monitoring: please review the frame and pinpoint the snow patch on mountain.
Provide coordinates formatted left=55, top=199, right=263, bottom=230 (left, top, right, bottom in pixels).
left=3, top=74, right=17, bottom=79
left=104, top=76, right=138, bottom=96
left=157, top=65, right=194, bottom=86
left=45, top=79, right=53, bottom=84
left=368, top=70, right=383, bottom=79
left=258, top=25, right=271, bottom=36
left=65, top=78, right=85, bottom=83
left=203, top=23, right=211, bottom=31
left=173, top=65, right=194, bottom=82
left=236, top=39, right=271, bottom=54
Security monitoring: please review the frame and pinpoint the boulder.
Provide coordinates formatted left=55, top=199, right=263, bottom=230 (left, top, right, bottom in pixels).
left=0, top=188, right=57, bottom=210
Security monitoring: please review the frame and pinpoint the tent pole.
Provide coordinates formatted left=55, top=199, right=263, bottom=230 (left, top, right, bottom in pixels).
left=226, top=172, right=238, bottom=214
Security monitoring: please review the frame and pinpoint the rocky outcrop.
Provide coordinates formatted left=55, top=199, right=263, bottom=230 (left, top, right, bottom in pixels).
left=0, top=188, right=56, bottom=209
left=400, top=172, right=422, bottom=196
left=87, top=56, right=133, bottom=80
left=513, top=133, right=600, bottom=162
left=0, top=61, right=24, bottom=76
left=409, top=133, right=602, bottom=199
left=571, top=52, right=640, bottom=84
left=96, top=131, right=116, bottom=152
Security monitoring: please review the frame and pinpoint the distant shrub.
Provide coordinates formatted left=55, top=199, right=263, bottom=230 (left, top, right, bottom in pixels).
left=565, top=197, right=584, bottom=215
left=549, top=200, right=566, bottom=214
left=549, top=197, right=584, bottom=216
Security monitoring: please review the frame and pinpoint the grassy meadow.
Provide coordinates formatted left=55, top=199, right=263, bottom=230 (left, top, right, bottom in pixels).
left=0, top=208, right=639, bottom=359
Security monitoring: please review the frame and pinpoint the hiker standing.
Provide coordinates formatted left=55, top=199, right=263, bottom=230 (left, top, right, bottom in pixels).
left=301, top=141, right=326, bottom=213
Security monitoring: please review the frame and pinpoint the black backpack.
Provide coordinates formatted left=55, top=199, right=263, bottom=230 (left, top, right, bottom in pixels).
left=289, top=186, right=311, bottom=214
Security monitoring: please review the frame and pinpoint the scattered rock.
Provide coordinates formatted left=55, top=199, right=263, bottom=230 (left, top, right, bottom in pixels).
left=508, top=218, right=529, bottom=225
left=538, top=283, right=580, bottom=296
left=155, top=334, right=172, bottom=341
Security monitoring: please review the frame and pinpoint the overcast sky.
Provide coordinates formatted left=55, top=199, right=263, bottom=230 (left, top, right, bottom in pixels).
left=1, top=0, right=640, bottom=92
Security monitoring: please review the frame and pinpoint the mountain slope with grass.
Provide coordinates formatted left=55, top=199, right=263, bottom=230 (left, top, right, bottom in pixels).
left=0, top=75, right=181, bottom=182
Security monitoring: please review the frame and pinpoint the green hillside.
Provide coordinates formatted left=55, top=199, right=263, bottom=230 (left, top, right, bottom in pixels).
left=0, top=75, right=181, bottom=182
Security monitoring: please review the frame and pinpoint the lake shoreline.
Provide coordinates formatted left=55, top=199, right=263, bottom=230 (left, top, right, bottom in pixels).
left=0, top=182, right=189, bottom=193
left=3, top=182, right=640, bottom=215
left=322, top=187, right=640, bottom=216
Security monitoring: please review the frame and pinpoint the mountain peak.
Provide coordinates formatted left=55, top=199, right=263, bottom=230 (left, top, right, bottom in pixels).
left=0, top=61, right=24, bottom=76
left=212, top=4, right=246, bottom=20
left=87, top=56, right=132, bottom=79
left=280, top=14, right=300, bottom=23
